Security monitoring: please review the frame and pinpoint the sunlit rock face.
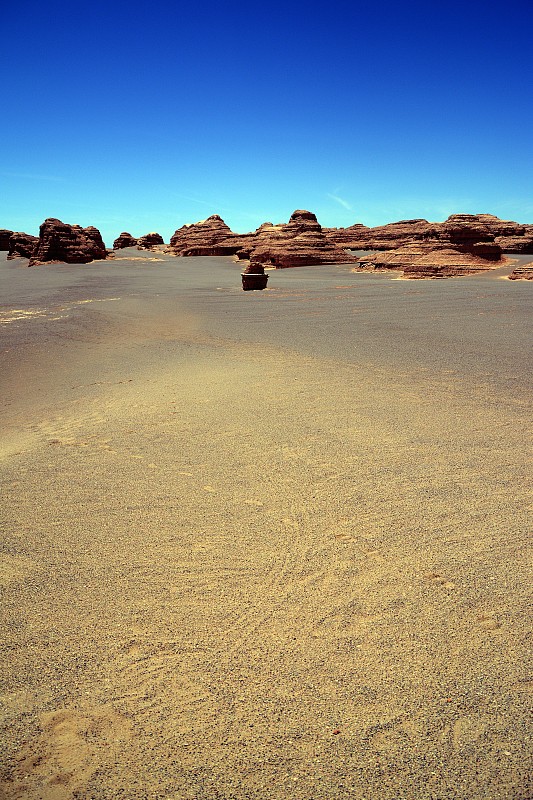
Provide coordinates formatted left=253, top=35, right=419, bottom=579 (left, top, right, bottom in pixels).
left=137, top=232, right=164, bottom=249
left=242, top=210, right=354, bottom=269
left=113, top=232, right=138, bottom=249
left=29, top=218, right=107, bottom=266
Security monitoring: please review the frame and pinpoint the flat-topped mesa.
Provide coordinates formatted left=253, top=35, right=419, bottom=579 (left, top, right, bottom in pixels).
left=325, top=219, right=432, bottom=250
left=29, top=218, right=108, bottom=266
left=0, top=229, right=14, bottom=250
left=244, top=210, right=354, bottom=269
left=137, top=232, right=164, bottom=250
left=169, top=215, right=238, bottom=256
left=113, top=232, right=138, bottom=249
left=7, top=232, right=39, bottom=260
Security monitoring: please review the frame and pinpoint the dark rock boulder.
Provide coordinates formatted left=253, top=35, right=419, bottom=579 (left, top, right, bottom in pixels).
left=0, top=229, right=14, bottom=250
left=29, top=218, right=107, bottom=266
left=113, top=232, right=138, bottom=249
left=7, top=232, right=39, bottom=260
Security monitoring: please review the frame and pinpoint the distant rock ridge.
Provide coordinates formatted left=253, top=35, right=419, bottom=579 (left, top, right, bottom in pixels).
left=29, top=218, right=107, bottom=266
left=325, top=213, right=533, bottom=256
left=168, top=210, right=354, bottom=268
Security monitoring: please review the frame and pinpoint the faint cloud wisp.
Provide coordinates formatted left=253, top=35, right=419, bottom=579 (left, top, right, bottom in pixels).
left=327, top=192, right=353, bottom=212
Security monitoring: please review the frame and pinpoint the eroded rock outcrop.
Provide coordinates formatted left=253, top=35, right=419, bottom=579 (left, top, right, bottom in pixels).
left=508, top=263, right=533, bottom=280
left=0, top=229, right=13, bottom=250
left=325, top=213, right=533, bottom=258
left=357, top=245, right=504, bottom=279
left=169, top=215, right=237, bottom=256
left=137, top=232, right=164, bottom=249
left=113, top=232, right=138, bottom=249
left=29, top=218, right=108, bottom=266
left=242, top=210, right=354, bottom=268
left=7, top=232, right=39, bottom=260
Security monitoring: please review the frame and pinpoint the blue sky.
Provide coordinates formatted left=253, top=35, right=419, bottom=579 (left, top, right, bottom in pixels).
left=2, top=0, right=532, bottom=245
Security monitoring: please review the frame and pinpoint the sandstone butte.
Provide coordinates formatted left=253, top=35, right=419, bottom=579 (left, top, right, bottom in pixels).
left=28, top=218, right=107, bottom=267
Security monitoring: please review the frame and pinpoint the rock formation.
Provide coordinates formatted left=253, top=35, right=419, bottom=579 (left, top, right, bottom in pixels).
left=0, top=229, right=13, bottom=250
left=325, top=219, right=429, bottom=250
left=113, top=232, right=138, bottom=249
left=169, top=215, right=237, bottom=255
left=508, top=262, right=533, bottom=280
left=240, top=210, right=354, bottom=268
left=357, top=244, right=504, bottom=279
left=137, top=232, right=164, bottom=249
left=7, top=232, right=39, bottom=260
left=325, top=213, right=533, bottom=257
left=29, top=218, right=108, bottom=266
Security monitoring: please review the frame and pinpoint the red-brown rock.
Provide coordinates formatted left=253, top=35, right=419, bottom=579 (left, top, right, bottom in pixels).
left=137, top=232, right=164, bottom=249
left=245, top=210, right=354, bottom=269
left=357, top=244, right=504, bottom=278
left=113, top=232, right=138, bottom=249
left=29, top=218, right=108, bottom=266
left=0, top=229, right=13, bottom=250
left=169, top=215, right=236, bottom=255
left=7, top=232, right=39, bottom=260
left=508, top=262, right=533, bottom=280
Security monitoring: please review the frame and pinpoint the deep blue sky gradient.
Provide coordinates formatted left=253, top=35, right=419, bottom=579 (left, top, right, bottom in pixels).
left=2, top=0, right=532, bottom=245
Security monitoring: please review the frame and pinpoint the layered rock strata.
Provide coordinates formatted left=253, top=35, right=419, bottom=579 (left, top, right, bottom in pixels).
left=508, top=263, right=533, bottom=280
left=169, top=215, right=237, bottom=256
left=29, top=218, right=107, bottom=266
left=113, top=232, right=138, bottom=249
left=7, top=232, right=39, bottom=260
left=240, top=210, right=354, bottom=268
left=325, top=213, right=533, bottom=256
left=357, top=245, right=504, bottom=279
left=137, top=232, right=164, bottom=249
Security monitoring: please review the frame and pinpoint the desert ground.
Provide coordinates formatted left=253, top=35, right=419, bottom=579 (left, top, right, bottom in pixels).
left=0, top=250, right=531, bottom=799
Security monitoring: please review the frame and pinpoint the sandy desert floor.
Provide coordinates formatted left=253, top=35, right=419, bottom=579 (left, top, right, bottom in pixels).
left=0, top=251, right=531, bottom=799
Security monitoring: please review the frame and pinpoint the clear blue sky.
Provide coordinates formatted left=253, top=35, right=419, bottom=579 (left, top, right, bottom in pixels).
left=2, top=0, right=532, bottom=246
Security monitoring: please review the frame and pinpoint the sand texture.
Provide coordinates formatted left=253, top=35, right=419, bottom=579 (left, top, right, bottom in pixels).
left=0, top=251, right=531, bottom=799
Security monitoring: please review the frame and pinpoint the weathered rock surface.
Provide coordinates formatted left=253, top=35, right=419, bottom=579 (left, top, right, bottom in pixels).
left=243, top=210, right=354, bottom=268
left=508, top=262, right=533, bottom=280
left=7, top=232, right=39, bottom=260
left=325, top=219, right=430, bottom=250
left=325, top=213, right=533, bottom=258
left=169, top=215, right=236, bottom=255
left=113, top=232, right=138, bottom=249
left=0, top=229, right=14, bottom=250
left=137, top=232, right=164, bottom=249
left=357, top=245, right=504, bottom=279
left=29, top=218, right=108, bottom=266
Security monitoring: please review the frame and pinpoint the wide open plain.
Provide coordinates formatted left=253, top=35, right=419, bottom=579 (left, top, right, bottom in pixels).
left=0, top=250, right=531, bottom=799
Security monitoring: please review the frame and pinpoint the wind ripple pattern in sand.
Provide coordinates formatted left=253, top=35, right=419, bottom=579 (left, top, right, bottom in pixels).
left=0, top=298, right=121, bottom=325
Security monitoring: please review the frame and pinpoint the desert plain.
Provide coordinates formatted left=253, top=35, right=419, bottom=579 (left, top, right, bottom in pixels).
left=0, top=249, right=531, bottom=799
